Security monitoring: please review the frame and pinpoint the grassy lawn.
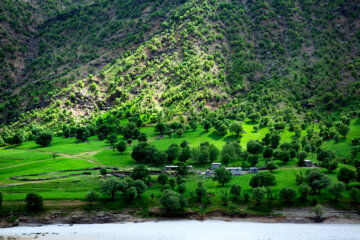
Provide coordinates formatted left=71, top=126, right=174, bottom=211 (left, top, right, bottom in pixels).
left=0, top=121, right=358, bottom=210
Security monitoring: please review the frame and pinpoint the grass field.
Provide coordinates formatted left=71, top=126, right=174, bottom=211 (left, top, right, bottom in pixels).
left=0, top=121, right=359, bottom=212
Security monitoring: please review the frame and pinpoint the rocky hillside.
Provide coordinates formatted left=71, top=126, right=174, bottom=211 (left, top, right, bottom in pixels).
left=1, top=0, right=360, bottom=128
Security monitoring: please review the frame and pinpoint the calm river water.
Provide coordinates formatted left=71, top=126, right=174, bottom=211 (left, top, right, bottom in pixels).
left=0, top=220, right=360, bottom=240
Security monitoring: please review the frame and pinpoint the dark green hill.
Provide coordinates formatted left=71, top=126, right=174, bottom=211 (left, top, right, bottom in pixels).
left=0, top=0, right=360, bottom=127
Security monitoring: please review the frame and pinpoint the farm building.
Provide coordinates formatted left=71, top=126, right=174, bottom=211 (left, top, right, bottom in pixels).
left=225, top=167, right=243, bottom=176
left=211, top=162, right=221, bottom=170
left=165, top=165, right=193, bottom=171
left=304, top=160, right=312, bottom=167
left=249, top=167, right=258, bottom=174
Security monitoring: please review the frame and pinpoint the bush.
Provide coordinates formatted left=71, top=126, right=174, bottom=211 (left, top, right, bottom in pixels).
left=279, top=188, right=297, bottom=203
left=160, top=190, right=186, bottom=211
left=86, top=191, right=99, bottom=206
left=35, top=132, right=52, bottom=147
left=25, top=193, right=43, bottom=210
left=177, top=183, right=186, bottom=194
left=126, top=187, right=137, bottom=201
left=349, top=188, right=360, bottom=204
left=157, top=173, right=168, bottom=185
left=131, top=166, right=149, bottom=181
left=230, top=184, right=241, bottom=199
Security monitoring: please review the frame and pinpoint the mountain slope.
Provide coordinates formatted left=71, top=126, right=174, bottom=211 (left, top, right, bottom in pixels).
left=1, top=0, right=360, bottom=128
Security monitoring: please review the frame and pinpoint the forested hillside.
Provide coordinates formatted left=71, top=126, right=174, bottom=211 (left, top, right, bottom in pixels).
left=0, top=0, right=359, bottom=128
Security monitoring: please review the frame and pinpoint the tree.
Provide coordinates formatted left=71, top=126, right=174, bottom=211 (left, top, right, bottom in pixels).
left=337, top=167, right=356, bottom=189
left=247, top=140, right=263, bottom=154
left=12, top=132, right=24, bottom=146
left=203, top=120, right=211, bottom=132
left=297, top=151, right=307, bottom=167
left=138, top=133, right=147, bottom=142
left=249, top=172, right=276, bottom=188
left=155, top=122, right=168, bottom=135
left=252, top=188, right=266, bottom=205
left=189, top=121, right=197, bottom=131
left=100, top=178, right=119, bottom=200
left=180, top=140, right=189, bottom=148
left=209, top=144, right=219, bottom=163
left=279, top=188, right=297, bottom=203
left=117, top=179, right=130, bottom=196
left=321, top=159, right=338, bottom=173
left=166, top=144, right=179, bottom=162
left=214, top=167, right=232, bottom=186
left=86, top=191, right=99, bottom=206
left=131, top=166, right=149, bottom=181
left=160, top=190, right=185, bottom=211
left=248, top=113, right=260, bottom=122
left=133, top=180, right=147, bottom=198
left=25, top=193, right=43, bottom=210
left=154, top=151, right=168, bottom=166
left=35, top=132, right=52, bottom=147
left=178, top=146, right=191, bottom=162
left=305, top=169, right=331, bottom=194
left=230, top=184, right=241, bottom=199
left=76, top=127, right=90, bottom=142
left=169, top=179, right=176, bottom=189
left=107, top=134, right=117, bottom=148
left=247, top=154, right=259, bottom=166
left=176, top=162, right=189, bottom=175
left=335, top=122, right=350, bottom=138
left=277, top=151, right=291, bottom=164
left=221, top=144, right=236, bottom=164
left=100, top=168, right=107, bottom=176
left=298, top=184, right=311, bottom=202
left=195, top=182, right=207, bottom=201
left=266, top=161, right=278, bottom=173
left=270, top=133, right=281, bottom=148
left=263, top=147, right=273, bottom=159
left=176, top=129, right=184, bottom=137
left=349, top=188, right=360, bottom=204
left=116, top=141, right=127, bottom=154
left=126, top=187, right=138, bottom=202
left=177, top=183, right=186, bottom=194
left=157, top=173, right=168, bottom=185
left=327, top=182, right=345, bottom=200
left=313, top=204, right=324, bottom=220
left=229, top=121, right=244, bottom=136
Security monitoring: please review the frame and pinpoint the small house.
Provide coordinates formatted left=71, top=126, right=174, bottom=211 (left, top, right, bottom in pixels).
left=226, top=167, right=243, bottom=176
left=205, top=170, right=212, bottom=175
left=187, top=165, right=193, bottom=170
left=249, top=167, right=258, bottom=174
left=211, top=162, right=221, bottom=170
left=165, top=165, right=178, bottom=171
left=304, top=160, right=312, bottom=167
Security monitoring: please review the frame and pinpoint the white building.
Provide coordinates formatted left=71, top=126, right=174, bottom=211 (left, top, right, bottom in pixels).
left=211, top=162, right=221, bottom=170
left=304, top=160, right=312, bottom=167
left=225, top=167, right=243, bottom=176
left=249, top=167, right=258, bottom=174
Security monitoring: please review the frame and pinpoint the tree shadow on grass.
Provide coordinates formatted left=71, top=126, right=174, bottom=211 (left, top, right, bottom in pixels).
left=208, top=131, right=224, bottom=141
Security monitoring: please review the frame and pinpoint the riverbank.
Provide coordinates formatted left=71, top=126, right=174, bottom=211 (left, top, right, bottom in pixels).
left=1, top=205, right=359, bottom=228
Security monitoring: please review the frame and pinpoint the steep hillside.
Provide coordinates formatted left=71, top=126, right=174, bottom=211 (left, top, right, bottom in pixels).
left=1, top=0, right=360, bottom=128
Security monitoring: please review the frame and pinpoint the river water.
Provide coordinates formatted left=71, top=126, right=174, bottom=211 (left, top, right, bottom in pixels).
left=0, top=220, right=359, bottom=240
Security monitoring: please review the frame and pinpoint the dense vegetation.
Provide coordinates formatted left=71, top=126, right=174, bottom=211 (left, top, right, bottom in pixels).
left=0, top=0, right=360, bottom=217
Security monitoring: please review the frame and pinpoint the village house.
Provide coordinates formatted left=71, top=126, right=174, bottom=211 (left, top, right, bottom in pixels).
left=225, top=167, right=243, bottom=176
left=211, top=162, right=221, bottom=170
left=249, top=167, right=258, bottom=174
left=304, top=160, right=312, bottom=167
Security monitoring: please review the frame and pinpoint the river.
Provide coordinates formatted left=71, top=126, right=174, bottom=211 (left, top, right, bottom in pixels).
left=0, top=220, right=359, bottom=240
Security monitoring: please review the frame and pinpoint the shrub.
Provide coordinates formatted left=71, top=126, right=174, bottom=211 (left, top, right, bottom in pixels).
left=126, top=187, right=137, bottom=202
left=35, top=132, right=52, bottom=147
left=230, top=184, right=241, bottom=199
left=160, top=190, right=186, bottom=211
left=25, top=193, right=43, bottom=210
left=279, top=188, right=297, bottom=203
left=86, top=191, right=99, bottom=206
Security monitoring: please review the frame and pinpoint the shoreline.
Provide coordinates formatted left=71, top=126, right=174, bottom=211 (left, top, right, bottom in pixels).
left=1, top=206, right=360, bottom=228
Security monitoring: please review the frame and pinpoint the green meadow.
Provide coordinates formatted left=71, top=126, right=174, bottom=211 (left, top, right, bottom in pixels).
left=0, top=120, right=359, bottom=211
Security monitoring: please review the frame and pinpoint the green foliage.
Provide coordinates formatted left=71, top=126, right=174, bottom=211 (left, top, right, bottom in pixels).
left=35, top=132, right=52, bottom=147
left=25, top=193, right=43, bottom=210
left=86, top=191, right=99, bottom=206
left=279, top=187, right=297, bottom=203
left=214, top=167, right=232, bottom=186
